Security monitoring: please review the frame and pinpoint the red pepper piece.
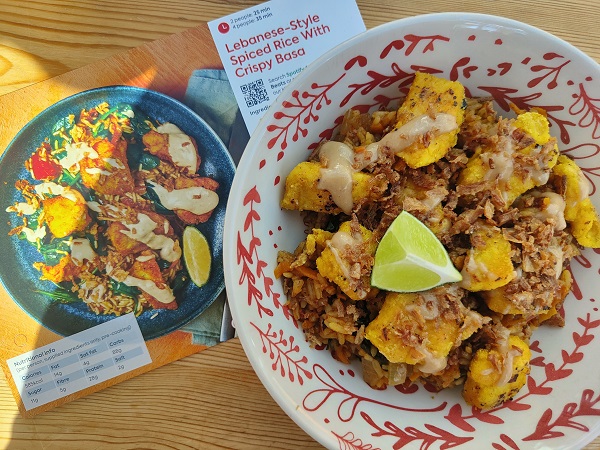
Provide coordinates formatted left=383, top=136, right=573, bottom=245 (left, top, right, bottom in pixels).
left=29, top=148, right=62, bottom=180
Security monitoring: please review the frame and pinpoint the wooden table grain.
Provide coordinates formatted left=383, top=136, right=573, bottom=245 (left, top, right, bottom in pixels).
left=1, top=1, right=599, bottom=449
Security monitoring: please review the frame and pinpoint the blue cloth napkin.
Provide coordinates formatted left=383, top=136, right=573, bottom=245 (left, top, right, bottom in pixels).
left=178, top=69, right=248, bottom=345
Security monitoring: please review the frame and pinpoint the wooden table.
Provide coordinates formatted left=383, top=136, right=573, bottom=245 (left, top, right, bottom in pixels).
left=1, top=1, right=599, bottom=449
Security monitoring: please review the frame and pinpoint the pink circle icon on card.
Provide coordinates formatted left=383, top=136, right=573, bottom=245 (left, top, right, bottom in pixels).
left=218, top=22, right=230, bottom=34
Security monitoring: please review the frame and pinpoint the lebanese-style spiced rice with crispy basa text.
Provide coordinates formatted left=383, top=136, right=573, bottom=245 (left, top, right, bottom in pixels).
left=275, top=72, right=600, bottom=410
left=6, top=101, right=220, bottom=316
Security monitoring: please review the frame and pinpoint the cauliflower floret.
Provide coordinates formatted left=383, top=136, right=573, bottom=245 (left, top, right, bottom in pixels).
left=42, top=188, right=91, bottom=238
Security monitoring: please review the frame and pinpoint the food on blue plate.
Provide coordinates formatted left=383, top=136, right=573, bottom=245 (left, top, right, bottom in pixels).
left=275, top=72, right=600, bottom=409
left=6, top=101, right=219, bottom=316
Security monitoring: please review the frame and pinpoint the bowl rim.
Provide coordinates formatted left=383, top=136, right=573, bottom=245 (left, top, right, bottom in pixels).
left=224, top=12, right=600, bottom=449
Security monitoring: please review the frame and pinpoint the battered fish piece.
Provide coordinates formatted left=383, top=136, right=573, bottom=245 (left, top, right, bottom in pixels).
left=552, top=154, right=600, bottom=247
left=107, top=209, right=181, bottom=263
left=173, top=176, right=220, bottom=224
left=315, top=221, right=376, bottom=300
left=457, top=112, right=559, bottom=209
left=460, top=222, right=515, bottom=292
left=143, top=123, right=200, bottom=174
left=37, top=255, right=80, bottom=283
left=79, top=138, right=135, bottom=195
left=128, top=255, right=177, bottom=310
left=280, top=161, right=387, bottom=214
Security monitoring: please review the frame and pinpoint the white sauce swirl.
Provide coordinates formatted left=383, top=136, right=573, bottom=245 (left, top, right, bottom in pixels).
left=118, top=213, right=181, bottom=262
left=147, top=181, right=219, bottom=216
left=155, top=123, right=198, bottom=173
left=317, top=113, right=457, bottom=214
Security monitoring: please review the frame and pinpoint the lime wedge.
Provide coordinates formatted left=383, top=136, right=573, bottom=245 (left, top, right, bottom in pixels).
left=183, top=226, right=211, bottom=287
left=371, top=211, right=462, bottom=292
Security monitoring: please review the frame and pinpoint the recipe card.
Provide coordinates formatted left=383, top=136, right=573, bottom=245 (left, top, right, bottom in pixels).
left=209, top=0, right=366, bottom=133
left=7, top=314, right=151, bottom=411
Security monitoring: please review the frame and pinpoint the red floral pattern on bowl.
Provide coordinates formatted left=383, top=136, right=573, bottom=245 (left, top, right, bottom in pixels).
left=224, top=13, right=600, bottom=450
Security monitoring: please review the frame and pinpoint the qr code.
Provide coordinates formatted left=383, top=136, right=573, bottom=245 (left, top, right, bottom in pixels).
left=240, top=79, right=269, bottom=108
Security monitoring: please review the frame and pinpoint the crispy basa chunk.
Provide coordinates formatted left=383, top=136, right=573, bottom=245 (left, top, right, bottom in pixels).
left=38, top=255, right=80, bottom=283
left=463, top=335, right=531, bottom=410
left=552, top=154, right=600, bottom=247
left=80, top=138, right=135, bottom=195
left=172, top=176, right=220, bottom=224
left=365, top=285, right=486, bottom=374
left=457, top=112, right=559, bottom=210
left=280, top=161, right=386, bottom=214
left=392, top=72, right=466, bottom=168
left=460, top=222, right=515, bottom=292
left=315, top=221, right=376, bottom=300
left=128, top=255, right=177, bottom=310
left=107, top=209, right=181, bottom=262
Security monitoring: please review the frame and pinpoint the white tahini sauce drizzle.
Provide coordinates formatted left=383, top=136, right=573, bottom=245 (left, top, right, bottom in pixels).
left=147, top=181, right=219, bottom=216
left=118, top=213, right=181, bottom=262
left=327, top=231, right=356, bottom=281
left=59, top=141, right=127, bottom=175
left=375, top=113, right=457, bottom=154
left=155, top=123, right=198, bottom=173
left=317, top=113, right=457, bottom=214
left=414, top=344, right=448, bottom=374
left=317, top=142, right=355, bottom=214
left=523, top=192, right=567, bottom=231
left=59, top=142, right=99, bottom=171
left=6, top=202, right=36, bottom=215
left=105, top=263, right=174, bottom=305
left=119, top=275, right=175, bottom=304
left=20, top=225, right=46, bottom=243
left=35, top=182, right=78, bottom=203
left=69, top=238, right=97, bottom=265
left=325, top=228, right=368, bottom=298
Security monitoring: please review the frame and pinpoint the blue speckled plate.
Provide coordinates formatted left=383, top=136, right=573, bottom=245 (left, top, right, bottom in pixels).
left=0, top=85, right=235, bottom=340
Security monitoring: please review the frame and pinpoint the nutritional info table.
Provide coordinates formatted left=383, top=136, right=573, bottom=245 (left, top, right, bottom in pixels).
left=7, top=313, right=152, bottom=410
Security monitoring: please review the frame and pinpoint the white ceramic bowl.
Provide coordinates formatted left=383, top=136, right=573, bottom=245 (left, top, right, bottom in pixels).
left=224, top=13, right=600, bottom=449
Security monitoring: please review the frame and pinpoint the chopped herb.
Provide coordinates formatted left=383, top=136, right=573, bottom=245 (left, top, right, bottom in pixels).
left=109, top=279, right=141, bottom=298
left=39, top=238, right=71, bottom=265
left=35, top=288, right=78, bottom=303
left=143, top=183, right=173, bottom=215
left=171, top=270, right=189, bottom=293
